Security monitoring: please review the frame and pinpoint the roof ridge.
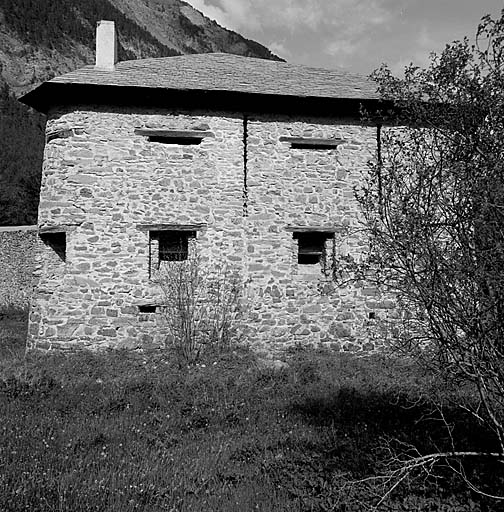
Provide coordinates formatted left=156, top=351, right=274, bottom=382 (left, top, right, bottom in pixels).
left=108, top=52, right=368, bottom=78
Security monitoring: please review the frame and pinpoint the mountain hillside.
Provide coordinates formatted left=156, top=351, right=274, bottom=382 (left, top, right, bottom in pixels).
left=0, top=0, right=279, bottom=225
left=109, top=0, right=278, bottom=59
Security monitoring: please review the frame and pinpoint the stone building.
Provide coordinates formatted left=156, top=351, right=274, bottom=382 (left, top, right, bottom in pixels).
left=20, top=21, right=389, bottom=351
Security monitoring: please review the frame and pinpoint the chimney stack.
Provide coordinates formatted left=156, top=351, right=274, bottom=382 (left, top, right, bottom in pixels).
left=95, top=20, right=117, bottom=70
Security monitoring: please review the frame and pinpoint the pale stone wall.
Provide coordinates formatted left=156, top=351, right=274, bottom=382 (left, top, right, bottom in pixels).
left=245, top=116, right=382, bottom=350
left=29, top=107, right=245, bottom=349
left=28, top=105, right=393, bottom=351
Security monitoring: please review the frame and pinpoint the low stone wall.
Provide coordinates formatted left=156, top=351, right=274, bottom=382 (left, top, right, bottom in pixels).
left=0, top=226, right=39, bottom=311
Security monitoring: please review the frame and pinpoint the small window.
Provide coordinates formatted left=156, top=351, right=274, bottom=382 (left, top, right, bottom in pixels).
left=294, top=232, right=333, bottom=265
left=40, top=231, right=66, bottom=262
left=150, top=230, right=196, bottom=263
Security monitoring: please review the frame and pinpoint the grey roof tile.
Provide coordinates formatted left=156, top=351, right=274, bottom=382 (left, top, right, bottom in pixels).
left=48, top=53, right=378, bottom=100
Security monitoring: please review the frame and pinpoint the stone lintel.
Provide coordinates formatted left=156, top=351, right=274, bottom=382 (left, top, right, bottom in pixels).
left=279, top=136, right=346, bottom=147
left=136, top=223, right=206, bottom=232
left=286, top=226, right=339, bottom=234
left=134, top=129, right=214, bottom=139
left=39, top=226, right=72, bottom=234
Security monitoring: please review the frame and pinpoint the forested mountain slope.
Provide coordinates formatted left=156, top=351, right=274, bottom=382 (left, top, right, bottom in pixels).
left=0, top=0, right=279, bottom=225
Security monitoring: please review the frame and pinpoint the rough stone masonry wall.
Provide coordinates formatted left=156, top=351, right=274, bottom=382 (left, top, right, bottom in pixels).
left=0, top=226, right=39, bottom=312
left=29, top=106, right=245, bottom=349
left=245, top=115, right=393, bottom=351
left=29, top=105, right=394, bottom=351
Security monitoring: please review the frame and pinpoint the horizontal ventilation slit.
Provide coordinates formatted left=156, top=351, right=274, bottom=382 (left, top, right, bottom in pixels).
left=135, top=129, right=213, bottom=145
left=291, top=143, right=337, bottom=150
left=148, top=136, right=201, bottom=145
left=280, top=136, right=345, bottom=150
left=138, top=305, right=157, bottom=313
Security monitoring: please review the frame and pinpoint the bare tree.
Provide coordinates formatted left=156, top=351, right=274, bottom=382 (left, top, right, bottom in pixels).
left=155, top=254, right=243, bottom=363
left=355, top=11, right=504, bottom=505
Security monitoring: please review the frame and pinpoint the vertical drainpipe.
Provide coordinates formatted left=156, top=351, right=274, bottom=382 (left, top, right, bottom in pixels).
left=241, top=113, right=250, bottom=325
left=243, top=114, right=249, bottom=217
left=242, top=113, right=250, bottom=303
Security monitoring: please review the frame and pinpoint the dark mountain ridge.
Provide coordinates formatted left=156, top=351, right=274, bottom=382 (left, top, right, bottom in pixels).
left=0, top=0, right=279, bottom=225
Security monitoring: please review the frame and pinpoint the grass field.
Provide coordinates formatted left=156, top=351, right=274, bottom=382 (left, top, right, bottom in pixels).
left=1, top=310, right=503, bottom=511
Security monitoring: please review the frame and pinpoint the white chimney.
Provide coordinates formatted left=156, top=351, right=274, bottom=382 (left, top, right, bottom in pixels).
left=95, top=20, right=118, bottom=70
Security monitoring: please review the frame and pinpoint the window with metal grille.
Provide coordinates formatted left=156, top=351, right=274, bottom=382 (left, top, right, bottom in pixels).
left=150, top=230, right=195, bottom=263
left=294, top=232, right=333, bottom=265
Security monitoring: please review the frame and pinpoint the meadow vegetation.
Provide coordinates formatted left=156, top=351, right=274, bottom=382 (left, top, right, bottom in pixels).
left=1, top=310, right=503, bottom=511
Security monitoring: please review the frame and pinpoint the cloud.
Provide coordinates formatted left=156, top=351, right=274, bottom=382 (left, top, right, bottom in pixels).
left=267, top=41, right=292, bottom=60
left=389, top=26, right=448, bottom=75
left=183, top=0, right=503, bottom=77
left=184, top=0, right=236, bottom=30
left=184, top=0, right=262, bottom=32
left=184, top=0, right=396, bottom=35
left=184, top=0, right=398, bottom=71
left=326, top=39, right=359, bottom=58
left=319, top=0, right=397, bottom=68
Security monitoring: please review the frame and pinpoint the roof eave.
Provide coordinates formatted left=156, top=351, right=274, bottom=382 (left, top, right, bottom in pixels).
left=19, top=82, right=384, bottom=117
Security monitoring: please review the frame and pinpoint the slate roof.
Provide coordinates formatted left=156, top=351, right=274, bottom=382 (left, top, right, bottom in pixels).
left=44, top=53, right=378, bottom=101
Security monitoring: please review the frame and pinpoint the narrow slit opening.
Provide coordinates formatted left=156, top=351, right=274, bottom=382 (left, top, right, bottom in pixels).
left=148, top=136, right=202, bottom=145
left=291, top=143, right=337, bottom=150
left=138, top=305, right=157, bottom=313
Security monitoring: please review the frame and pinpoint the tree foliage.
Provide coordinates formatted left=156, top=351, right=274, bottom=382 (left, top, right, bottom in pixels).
left=358, top=10, right=504, bottom=502
left=156, top=255, right=243, bottom=365
left=0, top=83, right=45, bottom=225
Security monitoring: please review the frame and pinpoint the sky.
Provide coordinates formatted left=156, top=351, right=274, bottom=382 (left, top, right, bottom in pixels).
left=184, top=0, right=504, bottom=75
